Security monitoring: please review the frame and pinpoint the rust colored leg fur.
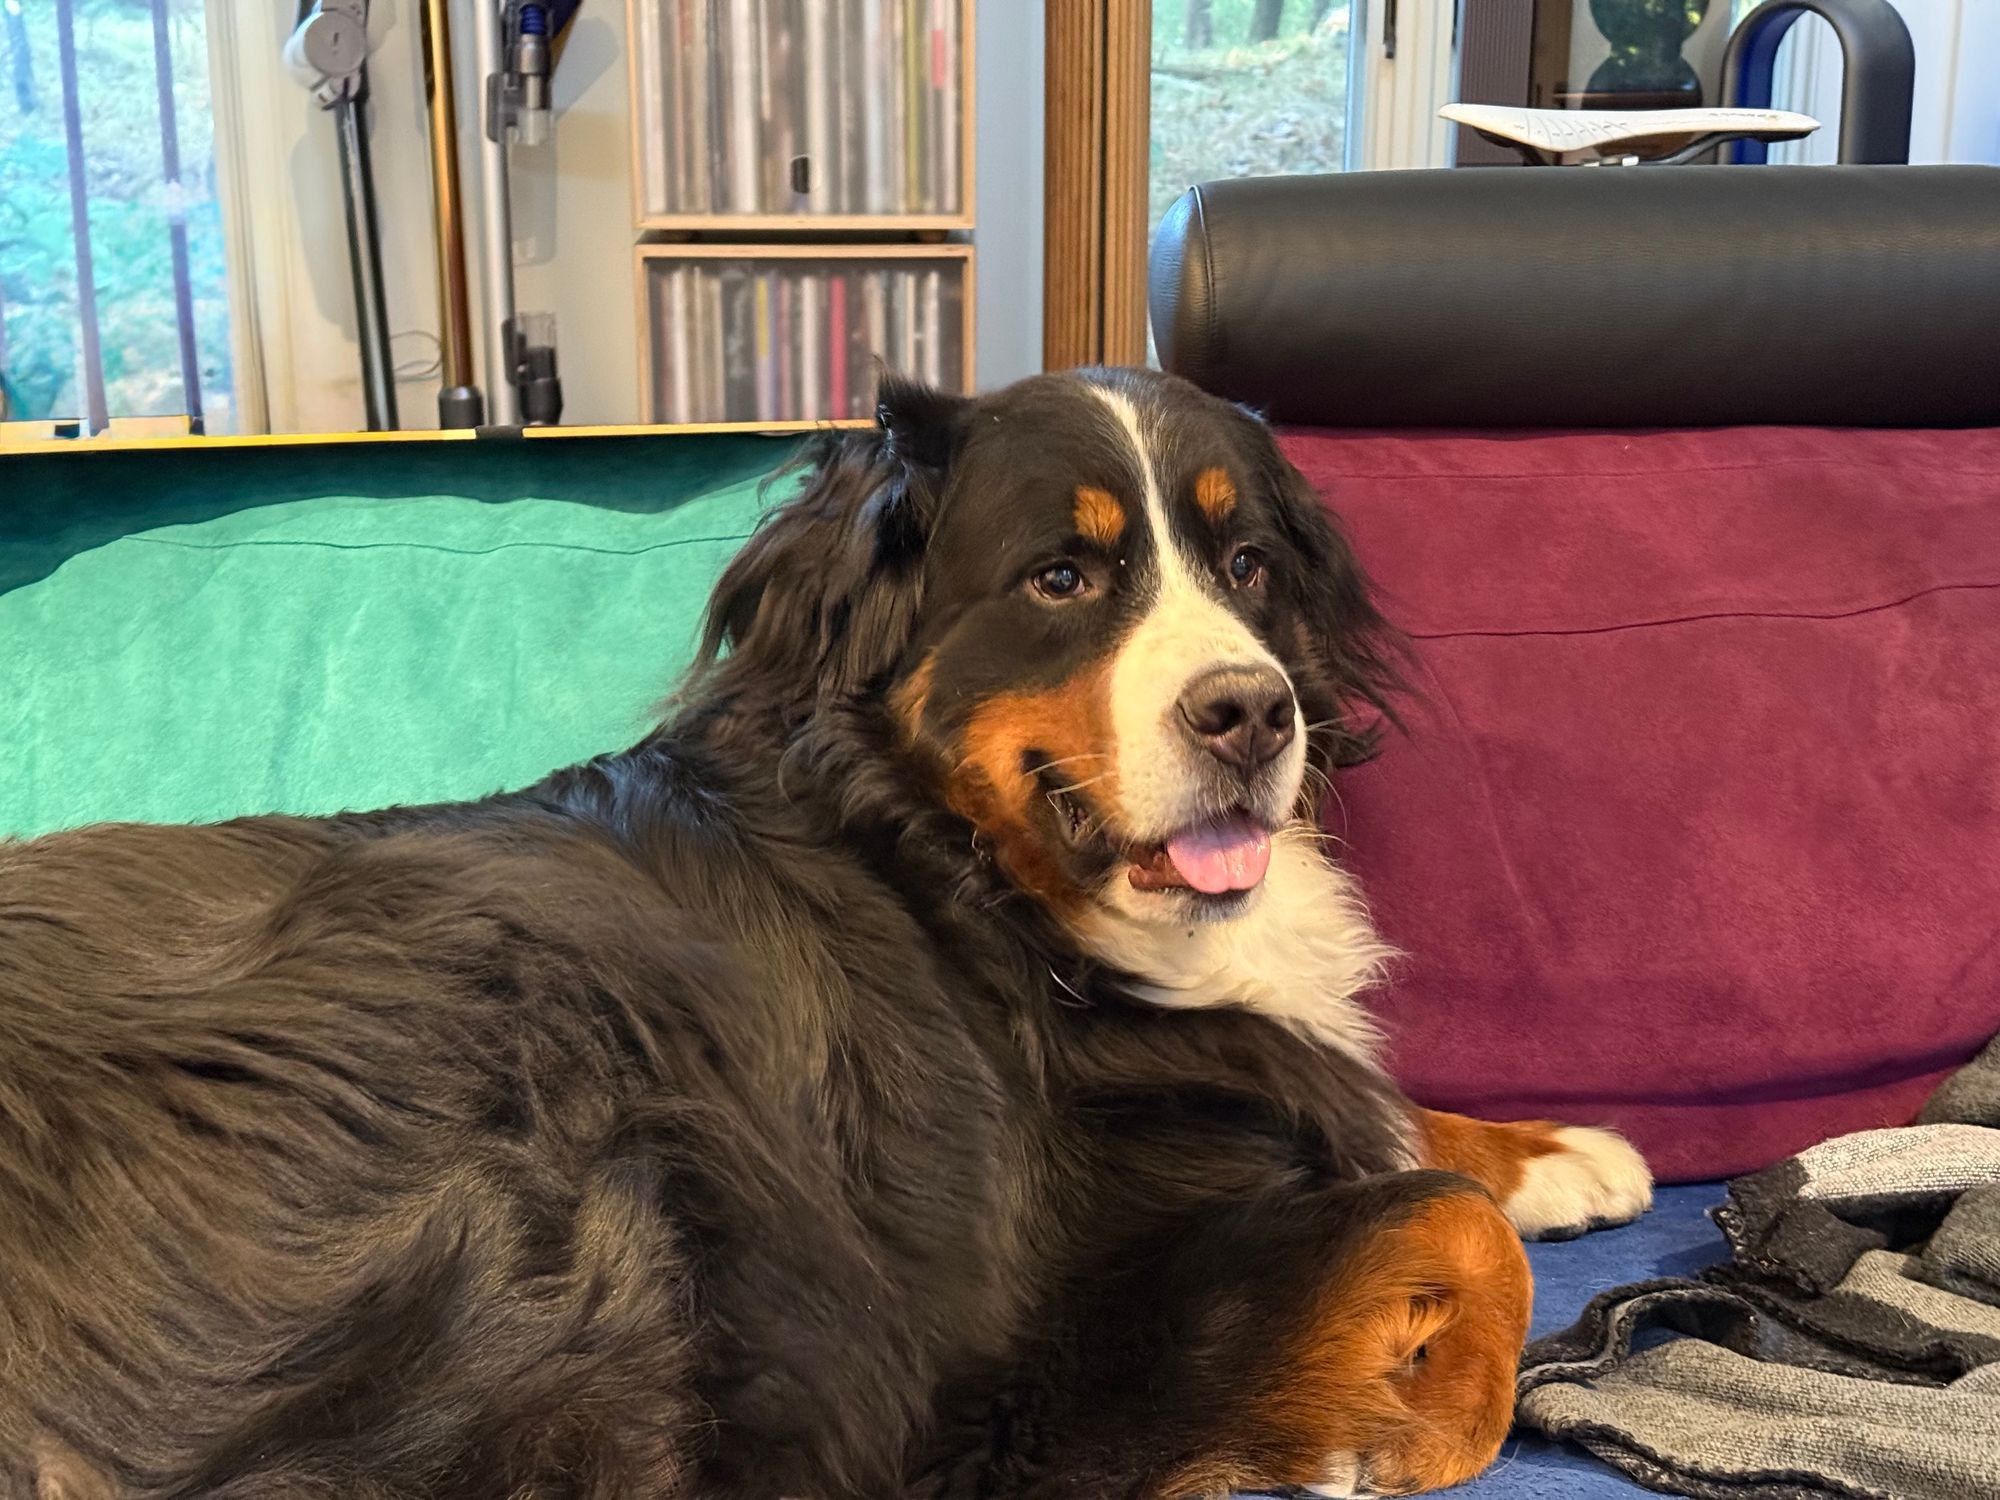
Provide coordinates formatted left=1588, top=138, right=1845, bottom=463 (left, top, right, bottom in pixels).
left=1414, top=1109, right=1653, bottom=1242
left=1204, top=1182, right=1532, bottom=1497
left=914, top=1173, right=1530, bottom=1499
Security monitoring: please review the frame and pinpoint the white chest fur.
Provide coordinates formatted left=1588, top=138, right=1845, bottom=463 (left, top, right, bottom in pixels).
left=1079, top=826, right=1394, bottom=1063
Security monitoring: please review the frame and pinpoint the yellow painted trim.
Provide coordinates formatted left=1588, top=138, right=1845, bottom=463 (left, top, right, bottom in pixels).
left=0, top=422, right=846, bottom=459
left=2, top=429, right=476, bottom=457
left=522, top=420, right=862, bottom=436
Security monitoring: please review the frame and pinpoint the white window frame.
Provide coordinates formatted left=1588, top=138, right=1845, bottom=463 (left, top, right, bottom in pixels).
left=1351, top=0, right=1460, bottom=170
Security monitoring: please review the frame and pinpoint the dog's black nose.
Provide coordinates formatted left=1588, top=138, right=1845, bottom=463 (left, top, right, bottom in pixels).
left=1177, top=665, right=1297, bottom=773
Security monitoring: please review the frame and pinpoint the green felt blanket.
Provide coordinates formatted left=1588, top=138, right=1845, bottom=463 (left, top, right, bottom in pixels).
left=2, top=434, right=796, bottom=838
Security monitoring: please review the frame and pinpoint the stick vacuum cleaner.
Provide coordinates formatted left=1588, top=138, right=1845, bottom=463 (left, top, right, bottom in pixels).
left=420, top=0, right=578, bottom=428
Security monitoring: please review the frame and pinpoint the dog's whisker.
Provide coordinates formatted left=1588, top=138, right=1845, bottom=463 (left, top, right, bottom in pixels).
left=1048, top=965, right=1090, bottom=1005
left=1050, top=771, right=1114, bottom=796
left=1034, top=751, right=1110, bottom=771
left=1322, top=782, right=1352, bottom=840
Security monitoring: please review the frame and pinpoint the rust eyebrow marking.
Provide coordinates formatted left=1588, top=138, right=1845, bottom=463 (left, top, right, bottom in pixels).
left=1194, top=466, right=1237, bottom=523
left=1072, top=485, right=1126, bottom=546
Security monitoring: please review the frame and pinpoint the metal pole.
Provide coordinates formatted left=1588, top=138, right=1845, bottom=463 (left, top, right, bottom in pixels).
left=471, top=0, right=518, bottom=425
left=53, top=0, right=107, bottom=432
left=148, top=0, right=202, bottom=422
left=334, top=93, right=400, bottom=431
left=5, top=0, right=35, bottom=115
left=422, top=0, right=483, bottom=426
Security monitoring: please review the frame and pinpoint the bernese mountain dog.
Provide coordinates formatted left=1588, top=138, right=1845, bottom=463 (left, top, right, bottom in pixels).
left=0, top=368, right=1650, bottom=1500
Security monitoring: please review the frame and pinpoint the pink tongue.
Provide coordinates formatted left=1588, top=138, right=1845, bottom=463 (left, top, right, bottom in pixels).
left=1164, top=817, right=1273, bottom=895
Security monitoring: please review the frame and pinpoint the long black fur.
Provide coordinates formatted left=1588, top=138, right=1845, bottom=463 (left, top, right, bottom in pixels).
left=0, top=370, right=1429, bottom=1500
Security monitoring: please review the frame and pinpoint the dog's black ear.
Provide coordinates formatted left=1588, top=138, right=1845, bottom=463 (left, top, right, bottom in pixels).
left=1244, top=416, right=1406, bottom=767
left=874, top=370, right=968, bottom=472
left=695, top=376, right=971, bottom=718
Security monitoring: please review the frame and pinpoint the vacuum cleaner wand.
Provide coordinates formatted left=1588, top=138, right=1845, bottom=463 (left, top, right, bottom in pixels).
left=285, top=0, right=399, bottom=431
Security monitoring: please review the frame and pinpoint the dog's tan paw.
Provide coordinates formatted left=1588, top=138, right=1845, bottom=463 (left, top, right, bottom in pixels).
left=1503, top=1125, right=1652, bottom=1241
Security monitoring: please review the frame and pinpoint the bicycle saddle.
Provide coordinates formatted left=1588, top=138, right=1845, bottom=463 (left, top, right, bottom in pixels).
left=1441, top=104, right=1820, bottom=164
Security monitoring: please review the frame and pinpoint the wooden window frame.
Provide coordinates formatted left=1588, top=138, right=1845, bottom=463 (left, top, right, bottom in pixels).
left=1043, top=0, right=1150, bottom=369
left=1042, top=0, right=1460, bottom=370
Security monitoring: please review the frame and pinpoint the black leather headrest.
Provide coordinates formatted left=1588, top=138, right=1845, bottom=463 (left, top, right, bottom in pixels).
left=1149, top=165, right=2000, bottom=428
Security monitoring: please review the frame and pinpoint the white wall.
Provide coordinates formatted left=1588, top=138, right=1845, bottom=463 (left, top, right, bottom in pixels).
left=1901, top=0, right=2000, bottom=163
left=1762, top=0, right=1998, bottom=166
left=971, top=2, right=1044, bottom=390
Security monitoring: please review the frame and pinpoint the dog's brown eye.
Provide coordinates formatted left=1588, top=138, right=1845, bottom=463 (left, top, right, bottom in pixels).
left=1227, top=546, right=1265, bottom=587
left=1032, top=562, right=1088, bottom=600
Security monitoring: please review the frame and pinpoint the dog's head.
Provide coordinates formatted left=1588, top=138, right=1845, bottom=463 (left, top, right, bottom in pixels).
left=698, top=367, right=1398, bottom=944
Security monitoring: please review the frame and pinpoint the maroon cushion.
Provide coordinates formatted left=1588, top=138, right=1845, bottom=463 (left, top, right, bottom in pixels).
left=1285, top=425, right=2000, bottom=1182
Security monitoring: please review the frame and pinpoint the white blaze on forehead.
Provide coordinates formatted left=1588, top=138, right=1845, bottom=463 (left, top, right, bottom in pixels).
left=1081, top=381, right=1202, bottom=598
left=1081, top=380, right=1295, bottom=836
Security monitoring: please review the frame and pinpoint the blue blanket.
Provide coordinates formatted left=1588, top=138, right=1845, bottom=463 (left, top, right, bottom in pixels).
left=1459, top=1184, right=1726, bottom=1498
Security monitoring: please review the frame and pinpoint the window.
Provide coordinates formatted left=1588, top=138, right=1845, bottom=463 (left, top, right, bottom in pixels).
left=1144, top=1, right=1360, bottom=362
left=1149, top=0, right=1357, bottom=236
left=0, top=0, right=232, bottom=431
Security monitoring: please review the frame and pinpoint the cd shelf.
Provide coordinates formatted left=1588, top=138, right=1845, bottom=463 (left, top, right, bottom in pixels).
left=637, top=243, right=973, bottom=427
left=627, top=0, right=974, bottom=232
left=624, top=2, right=977, bottom=429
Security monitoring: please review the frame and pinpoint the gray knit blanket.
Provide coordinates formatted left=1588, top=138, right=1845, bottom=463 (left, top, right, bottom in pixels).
left=1516, top=1035, right=2000, bottom=1500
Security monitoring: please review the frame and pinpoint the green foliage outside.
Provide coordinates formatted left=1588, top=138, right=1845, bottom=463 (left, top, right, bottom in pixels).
left=1149, top=0, right=1352, bottom=235
left=0, top=0, right=232, bottom=428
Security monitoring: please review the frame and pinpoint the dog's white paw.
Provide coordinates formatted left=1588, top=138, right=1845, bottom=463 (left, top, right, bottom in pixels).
left=1504, top=1125, right=1653, bottom=1241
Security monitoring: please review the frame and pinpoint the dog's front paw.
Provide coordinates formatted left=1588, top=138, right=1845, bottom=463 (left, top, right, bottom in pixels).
left=1504, top=1125, right=1653, bottom=1241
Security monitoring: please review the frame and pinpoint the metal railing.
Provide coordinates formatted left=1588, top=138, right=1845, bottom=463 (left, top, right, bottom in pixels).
left=42, top=0, right=203, bottom=430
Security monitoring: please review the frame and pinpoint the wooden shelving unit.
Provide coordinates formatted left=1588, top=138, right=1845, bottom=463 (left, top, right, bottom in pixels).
left=624, top=0, right=976, bottom=430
